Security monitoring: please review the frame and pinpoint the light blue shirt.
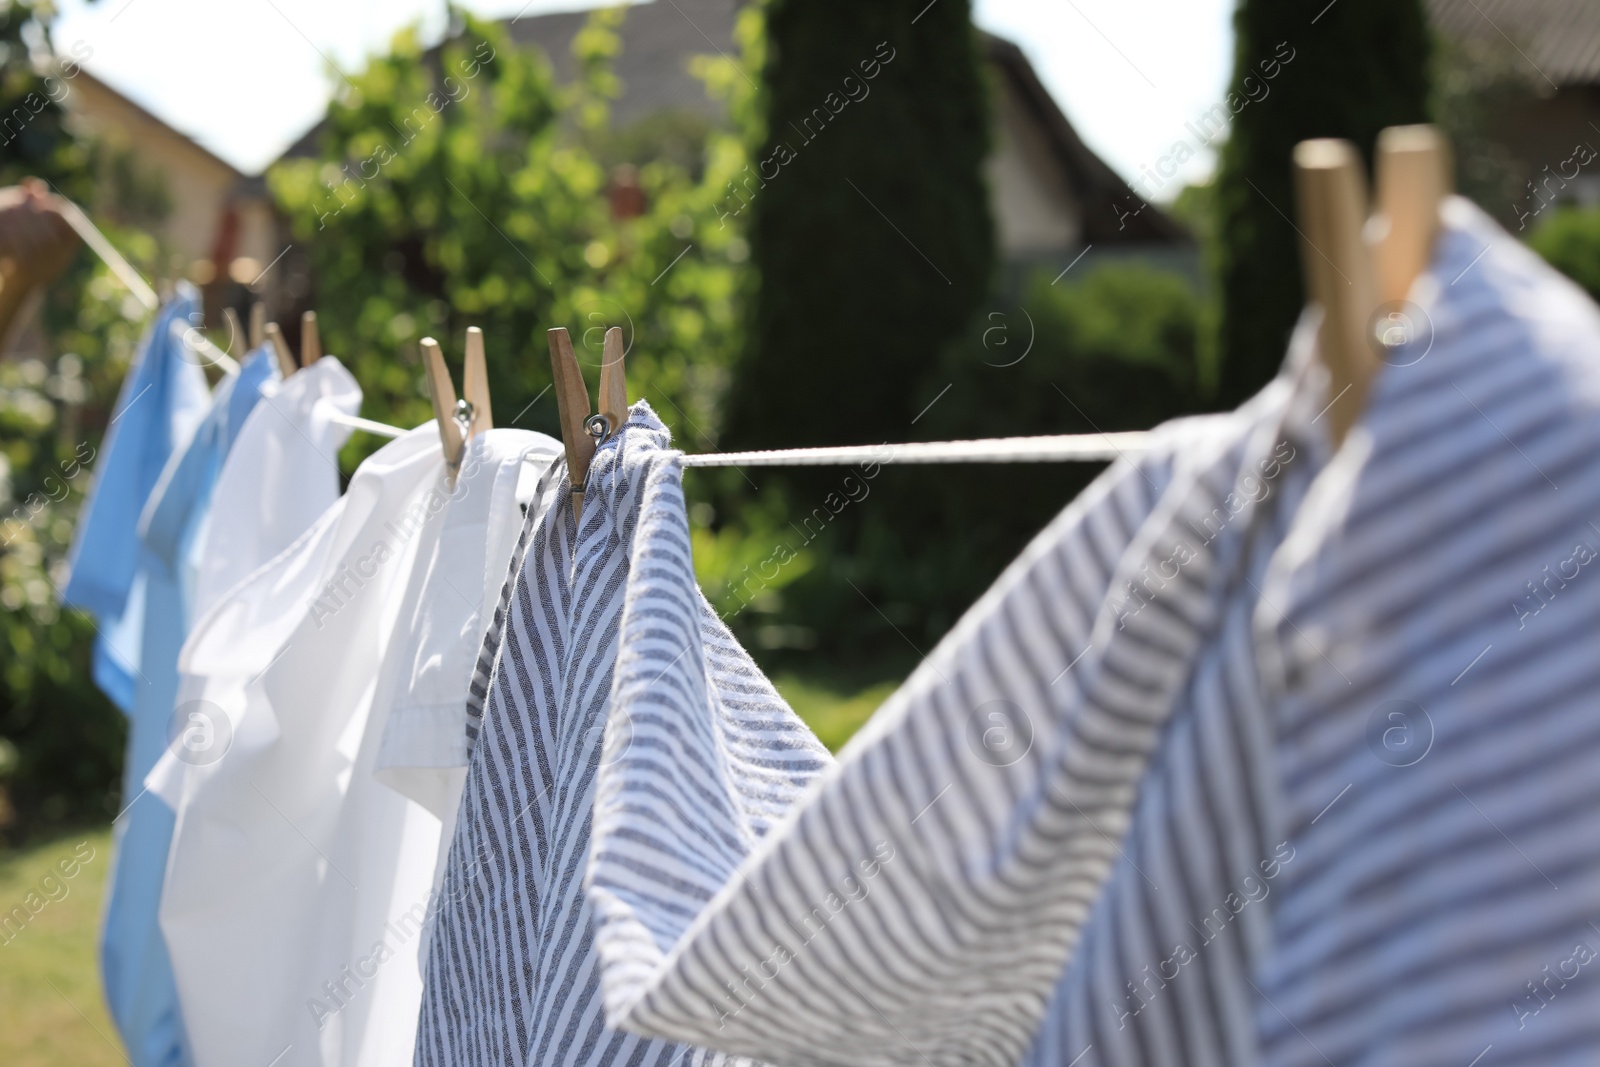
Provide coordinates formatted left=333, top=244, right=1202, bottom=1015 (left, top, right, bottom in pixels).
left=63, top=289, right=210, bottom=714
left=64, top=292, right=278, bottom=1067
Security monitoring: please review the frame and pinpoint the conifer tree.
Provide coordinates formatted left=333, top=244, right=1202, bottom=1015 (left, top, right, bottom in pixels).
left=1211, top=0, right=1430, bottom=406
left=723, top=0, right=994, bottom=448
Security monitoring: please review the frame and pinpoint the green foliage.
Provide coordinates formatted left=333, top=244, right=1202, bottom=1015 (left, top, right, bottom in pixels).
left=713, top=264, right=1205, bottom=674
left=1529, top=205, right=1600, bottom=305
left=1168, top=181, right=1218, bottom=261
left=1, top=1, right=143, bottom=842
left=722, top=0, right=995, bottom=450
left=267, top=8, right=753, bottom=463
left=691, top=493, right=814, bottom=621
left=1432, top=33, right=1544, bottom=228
left=699, top=0, right=1002, bottom=676
left=0, top=334, right=134, bottom=842
left=592, top=110, right=715, bottom=179
left=0, top=0, right=92, bottom=203
left=1211, top=0, right=1431, bottom=408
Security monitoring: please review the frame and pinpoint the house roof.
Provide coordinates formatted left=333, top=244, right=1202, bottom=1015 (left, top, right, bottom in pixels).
left=501, top=0, right=740, bottom=128
left=68, top=68, right=249, bottom=182
left=983, top=34, right=1185, bottom=244
left=1428, top=0, right=1600, bottom=87
left=277, top=1, right=1180, bottom=243
left=278, top=0, right=738, bottom=160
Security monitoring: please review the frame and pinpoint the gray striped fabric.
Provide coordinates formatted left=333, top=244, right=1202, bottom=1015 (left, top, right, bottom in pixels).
left=417, top=404, right=833, bottom=1067
left=584, top=353, right=1320, bottom=1067
left=580, top=197, right=1600, bottom=1066
left=1254, top=199, right=1600, bottom=1066
left=461, top=456, right=560, bottom=749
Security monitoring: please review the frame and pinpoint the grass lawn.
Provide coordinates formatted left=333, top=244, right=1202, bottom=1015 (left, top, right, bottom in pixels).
left=0, top=826, right=125, bottom=1067
left=0, top=677, right=896, bottom=1063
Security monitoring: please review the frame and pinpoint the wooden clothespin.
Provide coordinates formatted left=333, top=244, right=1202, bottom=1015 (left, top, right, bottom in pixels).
left=300, top=310, right=321, bottom=368
left=261, top=310, right=323, bottom=378
left=1292, top=124, right=1449, bottom=447
left=421, top=326, right=494, bottom=484
left=1374, top=125, right=1452, bottom=305
left=462, top=326, right=493, bottom=439
left=547, top=325, right=627, bottom=518
left=248, top=302, right=265, bottom=350
left=263, top=322, right=297, bottom=379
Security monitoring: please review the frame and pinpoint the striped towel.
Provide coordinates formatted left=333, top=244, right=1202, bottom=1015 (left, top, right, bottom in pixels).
left=581, top=197, right=1600, bottom=1066
left=416, top=403, right=834, bottom=1067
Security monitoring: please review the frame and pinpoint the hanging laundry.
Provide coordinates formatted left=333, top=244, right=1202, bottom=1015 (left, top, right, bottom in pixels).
left=1251, top=199, right=1600, bottom=1065
left=148, top=425, right=559, bottom=1067
left=191, top=353, right=361, bottom=617
left=140, top=350, right=357, bottom=1062
left=142, top=345, right=281, bottom=613
left=63, top=292, right=279, bottom=1067
left=63, top=286, right=209, bottom=715
left=573, top=198, right=1600, bottom=1066
left=572, top=340, right=1320, bottom=1067
left=416, top=402, right=834, bottom=1067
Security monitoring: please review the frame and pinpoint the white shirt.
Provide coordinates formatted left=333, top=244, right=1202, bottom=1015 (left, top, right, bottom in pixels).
left=149, top=424, right=557, bottom=1067
left=191, top=355, right=361, bottom=618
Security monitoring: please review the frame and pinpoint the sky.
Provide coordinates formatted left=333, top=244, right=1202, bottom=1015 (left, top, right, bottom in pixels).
left=50, top=0, right=1234, bottom=197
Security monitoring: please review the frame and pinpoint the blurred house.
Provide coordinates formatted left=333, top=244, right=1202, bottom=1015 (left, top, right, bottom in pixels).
left=484, top=0, right=1188, bottom=259
left=0, top=68, right=284, bottom=359
left=278, top=0, right=1189, bottom=277
left=59, top=71, right=285, bottom=318
left=63, top=71, right=279, bottom=272
left=1429, top=0, right=1600, bottom=209
left=52, top=0, right=1186, bottom=336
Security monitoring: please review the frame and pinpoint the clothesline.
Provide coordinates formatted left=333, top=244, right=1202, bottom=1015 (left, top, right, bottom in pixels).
left=52, top=157, right=1600, bottom=1067
left=676, top=432, right=1149, bottom=465
left=242, top=403, right=1150, bottom=465
left=262, top=412, right=1152, bottom=464
left=56, top=198, right=161, bottom=312
left=62, top=196, right=1145, bottom=466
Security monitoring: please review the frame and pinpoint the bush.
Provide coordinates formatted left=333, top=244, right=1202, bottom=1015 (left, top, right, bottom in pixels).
left=266, top=9, right=755, bottom=463
left=1, top=1, right=153, bottom=844
left=705, top=263, right=1206, bottom=676
left=1528, top=206, right=1600, bottom=305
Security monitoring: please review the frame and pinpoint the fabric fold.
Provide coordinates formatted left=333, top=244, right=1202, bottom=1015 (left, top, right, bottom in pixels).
left=581, top=350, right=1325, bottom=1067
left=62, top=303, right=278, bottom=1067
left=580, top=196, right=1600, bottom=1067
left=62, top=286, right=209, bottom=714
left=417, top=401, right=833, bottom=1067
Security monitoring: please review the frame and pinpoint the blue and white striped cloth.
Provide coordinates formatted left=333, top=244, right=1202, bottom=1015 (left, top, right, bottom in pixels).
left=417, top=404, right=833, bottom=1067
left=575, top=197, right=1600, bottom=1067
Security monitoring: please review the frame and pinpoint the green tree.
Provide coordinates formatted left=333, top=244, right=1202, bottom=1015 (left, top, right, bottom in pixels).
left=721, top=0, right=994, bottom=450
left=0, top=0, right=92, bottom=199
left=268, top=8, right=752, bottom=460
left=1529, top=205, right=1600, bottom=305
left=1432, top=33, right=1544, bottom=229
left=1211, top=0, right=1431, bottom=408
left=2, top=0, right=151, bottom=842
